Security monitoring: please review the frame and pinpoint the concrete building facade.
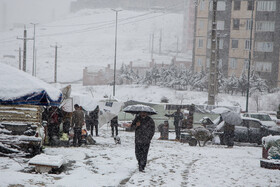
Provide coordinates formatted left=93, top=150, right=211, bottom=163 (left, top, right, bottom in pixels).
left=193, top=0, right=280, bottom=87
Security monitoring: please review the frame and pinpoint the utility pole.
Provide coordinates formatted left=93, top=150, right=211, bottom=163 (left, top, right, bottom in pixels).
left=176, top=36, right=179, bottom=56
left=216, top=36, right=220, bottom=95
left=30, top=23, right=38, bottom=77
left=34, top=49, right=37, bottom=77
left=112, top=9, right=122, bottom=97
left=17, top=26, right=33, bottom=72
left=151, top=33, right=154, bottom=60
left=159, top=29, right=162, bottom=54
left=15, top=47, right=22, bottom=70
left=50, top=44, right=62, bottom=83
left=208, top=0, right=218, bottom=105
left=246, top=0, right=255, bottom=112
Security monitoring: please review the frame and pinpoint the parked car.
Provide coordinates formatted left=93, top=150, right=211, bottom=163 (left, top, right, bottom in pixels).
left=218, top=117, right=280, bottom=145
left=242, top=113, right=278, bottom=129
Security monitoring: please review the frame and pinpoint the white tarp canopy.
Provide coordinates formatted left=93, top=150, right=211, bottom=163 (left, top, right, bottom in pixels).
left=79, top=97, right=123, bottom=127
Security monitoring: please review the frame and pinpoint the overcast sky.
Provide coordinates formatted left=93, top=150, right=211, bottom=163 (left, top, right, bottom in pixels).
left=1, top=0, right=73, bottom=29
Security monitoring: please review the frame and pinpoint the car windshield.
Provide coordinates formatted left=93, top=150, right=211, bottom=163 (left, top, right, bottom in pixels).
left=250, top=114, right=272, bottom=121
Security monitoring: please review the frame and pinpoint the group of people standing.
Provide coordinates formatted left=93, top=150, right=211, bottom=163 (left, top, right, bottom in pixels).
left=43, top=104, right=100, bottom=146
left=43, top=104, right=120, bottom=147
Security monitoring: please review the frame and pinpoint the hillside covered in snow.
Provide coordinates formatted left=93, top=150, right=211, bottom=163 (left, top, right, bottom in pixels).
left=0, top=8, right=185, bottom=83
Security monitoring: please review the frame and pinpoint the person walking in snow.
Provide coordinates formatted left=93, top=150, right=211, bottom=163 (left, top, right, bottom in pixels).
left=110, top=116, right=119, bottom=137
left=71, top=104, right=84, bottom=146
left=131, top=111, right=155, bottom=172
left=165, top=108, right=184, bottom=141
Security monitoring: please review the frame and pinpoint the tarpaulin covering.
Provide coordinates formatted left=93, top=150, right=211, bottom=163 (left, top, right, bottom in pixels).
left=0, top=63, right=62, bottom=106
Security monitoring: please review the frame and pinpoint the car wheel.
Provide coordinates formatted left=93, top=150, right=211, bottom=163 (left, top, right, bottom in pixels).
left=188, top=138, right=197, bottom=146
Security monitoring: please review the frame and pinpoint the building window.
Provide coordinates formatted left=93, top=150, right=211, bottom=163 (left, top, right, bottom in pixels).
left=255, top=62, right=272, bottom=72
left=207, top=39, right=211, bottom=49
left=256, top=21, right=275, bottom=32
left=232, top=39, right=239, bottom=49
left=230, top=58, right=237, bottom=69
left=257, top=1, right=276, bottom=11
left=245, top=40, right=251, bottom=50
left=197, top=58, right=203, bottom=67
left=199, top=20, right=204, bottom=29
left=246, top=19, right=253, bottom=30
left=217, top=21, right=225, bottom=30
left=217, top=1, right=226, bottom=11
left=233, top=19, right=240, bottom=30
left=198, top=39, right=204, bottom=48
left=218, top=59, right=223, bottom=69
left=248, top=0, right=254, bottom=10
left=244, top=59, right=249, bottom=70
left=206, top=58, right=210, bottom=68
left=200, top=0, right=206, bottom=10
left=255, top=42, right=274, bottom=52
left=219, top=38, right=224, bottom=49
left=234, top=1, right=241, bottom=10
left=210, top=1, right=226, bottom=11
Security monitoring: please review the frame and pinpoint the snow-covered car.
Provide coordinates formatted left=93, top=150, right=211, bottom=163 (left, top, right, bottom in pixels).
left=200, top=116, right=280, bottom=145
left=242, top=113, right=278, bottom=129
left=218, top=117, right=280, bottom=145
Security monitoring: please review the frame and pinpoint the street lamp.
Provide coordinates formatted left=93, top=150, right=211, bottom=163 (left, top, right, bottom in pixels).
left=112, top=9, right=122, bottom=97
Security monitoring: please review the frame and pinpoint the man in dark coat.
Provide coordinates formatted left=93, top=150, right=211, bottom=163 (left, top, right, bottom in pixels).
left=224, top=122, right=235, bottom=148
left=47, top=106, right=62, bottom=145
left=71, top=104, right=85, bottom=146
left=89, top=106, right=99, bottom=136
left=131, top=111, right=155, bottom=172
left=165, top=108, right=184, bottom=140
left=110, top=116, right=119, bottom=137
left=61, top=110, right=71, bottom=134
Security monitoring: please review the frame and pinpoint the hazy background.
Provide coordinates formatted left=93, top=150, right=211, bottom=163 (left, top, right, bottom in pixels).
left=0, top=0, right=73, bottom=30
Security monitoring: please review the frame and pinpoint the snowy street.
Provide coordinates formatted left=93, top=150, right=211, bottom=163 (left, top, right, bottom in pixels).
left=1, top=128, right=280, bottom=187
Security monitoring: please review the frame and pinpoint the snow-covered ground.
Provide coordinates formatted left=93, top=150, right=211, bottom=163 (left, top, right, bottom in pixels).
left=1, top=128, right=279, bottom=187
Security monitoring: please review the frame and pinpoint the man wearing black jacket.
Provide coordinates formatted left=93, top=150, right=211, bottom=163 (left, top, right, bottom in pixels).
left=165, top=108, right=184, bottom=140
left=131, top=112, right=155, bottom=172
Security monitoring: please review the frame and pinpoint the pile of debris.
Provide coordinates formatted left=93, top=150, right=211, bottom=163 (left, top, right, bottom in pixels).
left=0, top=122, right=42, bottom=157
left=0, top=105, right=44, bottom=157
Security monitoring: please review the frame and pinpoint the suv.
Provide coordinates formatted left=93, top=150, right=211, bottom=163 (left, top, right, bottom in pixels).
left=219, top=117, right=280, bottom=145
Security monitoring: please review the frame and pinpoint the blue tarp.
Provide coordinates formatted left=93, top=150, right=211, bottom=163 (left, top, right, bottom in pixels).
left=0, top=90, right=62, bottom=106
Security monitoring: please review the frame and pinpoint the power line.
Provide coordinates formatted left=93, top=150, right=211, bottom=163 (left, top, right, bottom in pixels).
left=37, top=12, right=168, bottom=38
left=37, top=4, right=184, bottom=38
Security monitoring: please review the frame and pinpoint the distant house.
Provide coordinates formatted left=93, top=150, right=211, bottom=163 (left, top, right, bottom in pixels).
left=171, top=56, right=192, bottom=69
left=83, top=64, right=115, bottom=86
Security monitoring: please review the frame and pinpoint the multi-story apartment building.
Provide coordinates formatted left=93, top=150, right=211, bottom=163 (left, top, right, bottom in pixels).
left=193, top=0, right=280, bottom=87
